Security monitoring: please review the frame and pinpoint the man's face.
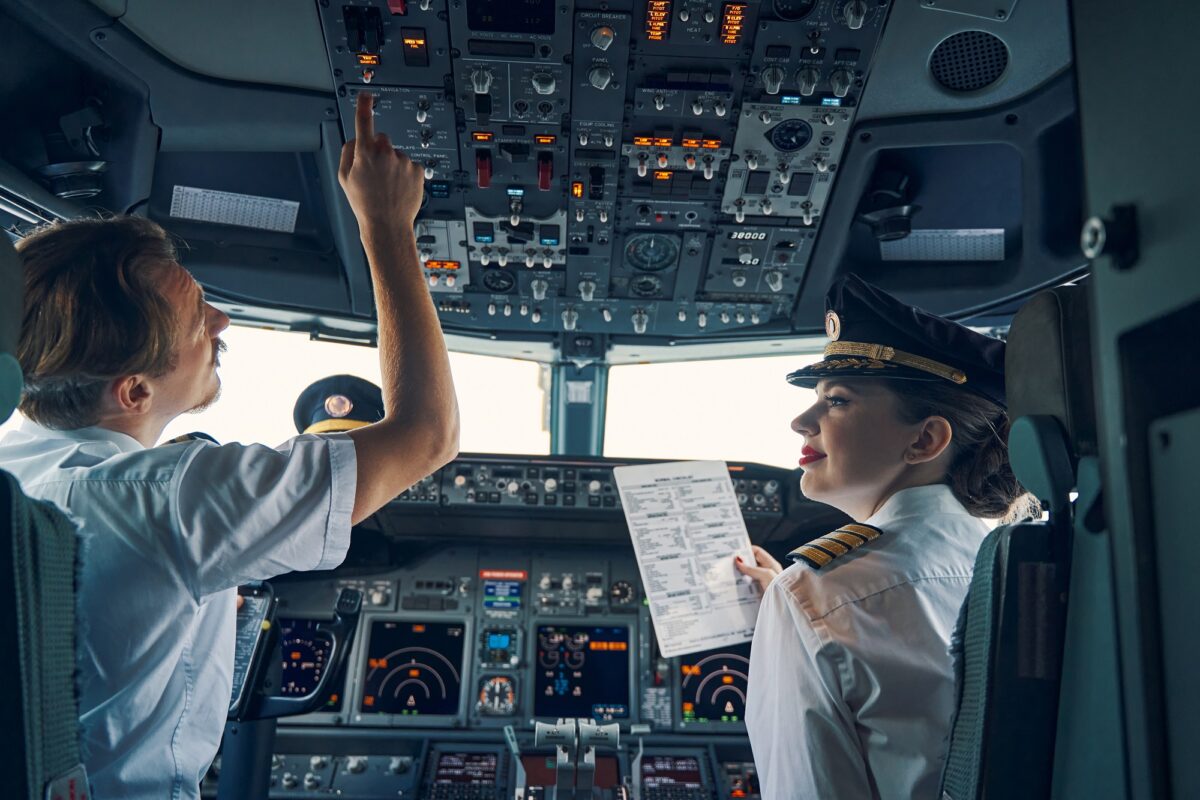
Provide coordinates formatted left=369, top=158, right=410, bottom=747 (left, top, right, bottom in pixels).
left=153, top=264, right=230, bottom=418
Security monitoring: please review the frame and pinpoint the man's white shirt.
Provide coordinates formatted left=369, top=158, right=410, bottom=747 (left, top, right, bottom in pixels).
left=746, top=484, right=991, bottom=799
left=0, top=419, right=357, bottom=800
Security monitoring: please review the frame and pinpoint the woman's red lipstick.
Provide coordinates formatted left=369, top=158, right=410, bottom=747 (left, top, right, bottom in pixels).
left=799, top=445, right=826, bottom=467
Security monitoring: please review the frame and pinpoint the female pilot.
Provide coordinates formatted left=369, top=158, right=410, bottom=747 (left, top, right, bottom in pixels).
left=734, top=274, right=1034, bottom=799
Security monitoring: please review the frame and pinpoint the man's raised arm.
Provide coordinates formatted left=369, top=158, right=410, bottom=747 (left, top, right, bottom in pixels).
left=338, top=92, right=460, bottom=524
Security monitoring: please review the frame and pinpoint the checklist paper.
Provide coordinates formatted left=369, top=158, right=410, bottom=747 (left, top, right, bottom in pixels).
left=613, top=460, right=759, bottom=658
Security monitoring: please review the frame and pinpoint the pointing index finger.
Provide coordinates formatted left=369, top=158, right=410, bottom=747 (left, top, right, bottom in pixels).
left=354, top=92, right=375, bottom=151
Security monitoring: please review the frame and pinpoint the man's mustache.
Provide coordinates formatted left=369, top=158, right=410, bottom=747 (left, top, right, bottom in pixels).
left=213, top=338, right=227, bottom=366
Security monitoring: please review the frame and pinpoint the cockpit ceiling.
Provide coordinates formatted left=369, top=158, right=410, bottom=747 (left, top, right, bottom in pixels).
left=0, top=0, right=1085, bottom=358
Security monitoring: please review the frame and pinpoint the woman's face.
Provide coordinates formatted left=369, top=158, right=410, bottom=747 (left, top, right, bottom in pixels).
left=792, top=379, right=930, bottom=520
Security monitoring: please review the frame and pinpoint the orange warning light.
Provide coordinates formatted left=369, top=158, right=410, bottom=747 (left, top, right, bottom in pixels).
left=682, top=702, right=695, bottom=711
left=357, top=53, right=381, bottom=66
left=682, top=664, right=702, bottom=677
left=290, top=651, right=302, bottom=661
left=571, top=181, right=584, bottom=198
left=653, top=170, right=672, bottom=181
left=652, top=136, right=673, bottom=147
left=632, top=135, right=653, bottom=146
left=409, top=668, right=421, bottom=677
left=681, top=137, right=701, bottom=149
left=412, top=624, right=426, bottom=633
left=472, top=131, right=495, bottom=142
left=722, top=675, right=735, bottom=684
left=535, top=134, right=556, bottom=144
left=720, top=3, right=747, bottom=45
left=426, top=260, right=460, bottom=270
left=645, top=0, right=672, bottom=41
left=702, top=138, right=722, bottom=149
left=363, top=696, right=375, bottom=707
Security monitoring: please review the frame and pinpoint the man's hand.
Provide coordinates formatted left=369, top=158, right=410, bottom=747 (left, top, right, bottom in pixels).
left=735, top=545, right=784, bottom=595
left=338, top=92, right=425, bottom=232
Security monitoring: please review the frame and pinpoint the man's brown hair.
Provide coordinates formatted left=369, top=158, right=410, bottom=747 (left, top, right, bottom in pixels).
left=16, top=216, right=181, bottom=429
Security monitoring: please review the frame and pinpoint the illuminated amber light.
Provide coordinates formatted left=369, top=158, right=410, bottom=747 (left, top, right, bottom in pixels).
left=291, top=651, right=302, bottom=661
left=363, top=696, right=375, bottom=706
left=702, top=138, right=722, bottom=149
left=681, top=137, right=701, bottom=149
left=357, top=53, right=381, bottom=65
left=722, top=675, right=735, bottom=684
left=653, top=170, right=672, bottom=181
left=632, top=135, right=653, bottom=146
left=682, top=664, right=702, bottom=676
left=645, top=0, right=672, bottom=41
left=682, top=702, right=695, bottom=711
left=571, top=181, right=584, bottom=198
left=412, top=624, right=426, bottom=632
left=368, top=657, right=389, bottom=669
left=409, top=668, right=421, bottom=677
left=472, top=131, right=494, bottom=142
left=653, top=136, right=673, bottom=147
left=720, top=3, right=747, bottom=45
left=403, top=35, right=426, bottom=49
left=589, top=640, right=629, bottom=651
left=427, top=260, right=460, bottom=270
left=534, top=134, right=556, bottom=144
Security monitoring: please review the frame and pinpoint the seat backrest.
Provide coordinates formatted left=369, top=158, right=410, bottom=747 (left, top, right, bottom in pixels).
left=940, top=285, right=1095, bottom=800
left=0, top=234, right=90, bottom=800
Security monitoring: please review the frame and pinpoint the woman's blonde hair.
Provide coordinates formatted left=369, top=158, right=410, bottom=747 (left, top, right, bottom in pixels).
left=887, top=380, right=1039, bottom=523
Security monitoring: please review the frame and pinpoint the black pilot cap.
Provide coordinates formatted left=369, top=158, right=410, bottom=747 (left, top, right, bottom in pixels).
left=293, top=374, right=385, bottom=435
left=786, top=274, right=1007, bottom=408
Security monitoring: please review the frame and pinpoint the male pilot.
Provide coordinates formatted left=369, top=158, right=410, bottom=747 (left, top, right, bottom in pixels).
left=0, top=93, right=456, bottom=799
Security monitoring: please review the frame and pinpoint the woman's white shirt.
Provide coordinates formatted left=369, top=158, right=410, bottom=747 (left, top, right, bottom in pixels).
left=746, top=484, right=991, bottom=799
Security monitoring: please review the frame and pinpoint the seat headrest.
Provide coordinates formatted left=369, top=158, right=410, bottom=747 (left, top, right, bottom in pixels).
left=1005, top=285, right=1096, bottom=459
left=0, top=236, right=22, bottom=425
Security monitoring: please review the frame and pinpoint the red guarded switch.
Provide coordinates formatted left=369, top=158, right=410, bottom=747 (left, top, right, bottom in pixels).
left=387, top=0, right=407, bottom=14
left=537, top=151, right=553, bottom=191
left=476, top=150, right=492, bottom=189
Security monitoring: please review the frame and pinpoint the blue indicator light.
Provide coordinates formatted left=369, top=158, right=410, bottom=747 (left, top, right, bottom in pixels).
left=540, top=237, right=560, bottom=246
left=821, top=98, right=843, bottom=107
left=487, top=633, right=511, bottom=649
left=780, top=95, right=801, bottom=105
left=506, top=187, right=525, bottom=197
left=474, top=234, right=494, bottom=243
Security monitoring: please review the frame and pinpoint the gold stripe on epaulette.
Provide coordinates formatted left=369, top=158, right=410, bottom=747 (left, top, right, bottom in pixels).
left=810, top=537, right=851, bottom=556
left=823, top=341, right=967, bottom=384
left=788, top=544, right=835, bottom=568
left=788, top=523, right=885, bottom=570
left=840, top=523, right=883, bottom=541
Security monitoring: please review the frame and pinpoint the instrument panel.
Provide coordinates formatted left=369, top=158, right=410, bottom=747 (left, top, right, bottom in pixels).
left=316, top=0, right=892, bottom=338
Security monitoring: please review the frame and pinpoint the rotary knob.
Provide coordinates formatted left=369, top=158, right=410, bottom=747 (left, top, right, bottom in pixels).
left=632, top=309, right=649, bottom=335
left=369, top=587, right=390, bottom=606
left=544, top=477, right=559, bottom=493
left=797, top=67, right=820, bottom=97
left=765, top=270, right=784, bottom=292
left=531, top=278, right=548, bottom=301
left=764, top=479, right=780, bottom=496
left=831, top=69, right=853, bottom=99
left=281, top=773, right=299, bottom=789
left=731, top=270, right=747, bottom=287
left=347, top=756, right=368, bottom=774
left=310, top=756, right=328, bottom=770
left=304, top=773, right=322, bottom=790
left=531, top=72, right=556, bottom=95
left=844, top=0, right=867, bottom=29
left=588, top=65, right=613, bottom=90
left=561, top=308, right=579, bottom=331
left=579, top=280, right=597, bottom=302
left=586, top=586, right=604, bottom=602
left=738, top=246, right=754, bottom=265
left=562, top=575, right=575, bottom=591
left=471, top=67, right=493, bottom=95
left=506, top=480, right=520, bottom=496
left=588, top=480, right=602, bottom=495
left=590, top=25, right=616, bottom=50
left=761, top=66, right=785, bottom=95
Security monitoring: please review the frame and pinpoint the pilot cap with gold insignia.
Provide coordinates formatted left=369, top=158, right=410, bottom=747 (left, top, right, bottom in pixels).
left=293, top=374, right=385, bottom=435
left=786, top=273, right=1007, bottom=408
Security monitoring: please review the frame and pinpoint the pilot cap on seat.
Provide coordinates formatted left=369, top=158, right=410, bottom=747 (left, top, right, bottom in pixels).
left=786, top=273, right=1007, bottom=408
left=293, top=374, right=385, bottom=435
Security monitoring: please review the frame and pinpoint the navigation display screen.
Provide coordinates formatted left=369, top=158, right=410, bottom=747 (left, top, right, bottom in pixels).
left=679, top=642, right=751, bottom=724
left=483, top=579, right=523, bottom=610
left=277, top=618, right=343, bottom=711
left=641, top=755, right=703, bottom=788
left=466, top=0, right=555, bottom=34
left=434, top=752, right=498, bottom=785
left=360, top=621, right=466, bottom=716
left=534, top=625, right=630, bottom=721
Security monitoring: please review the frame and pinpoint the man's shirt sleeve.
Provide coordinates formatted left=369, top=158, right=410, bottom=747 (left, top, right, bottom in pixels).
left=168, top=433, right=357, bottom=599
left=746, top=575, right=873, bottom=799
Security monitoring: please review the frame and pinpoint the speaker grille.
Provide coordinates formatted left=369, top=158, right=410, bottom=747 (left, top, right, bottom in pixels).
left=930, top=31, right=1009, bottom=92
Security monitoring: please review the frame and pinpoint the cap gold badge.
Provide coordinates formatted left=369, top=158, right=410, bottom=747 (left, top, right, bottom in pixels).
left=825, top=310, right=841, bottom=341
left=324, top=394, right=354, bottom=418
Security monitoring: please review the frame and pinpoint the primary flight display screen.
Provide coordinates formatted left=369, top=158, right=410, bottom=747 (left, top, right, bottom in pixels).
left=466, top=0, right=555, bottom=34
left=534, top=625, right=630, bottom=721
left=679, top=642, right=751, bottom=724
left=277, top=618, right=343, bottom=711
left=360, top=621, right=466, bottom=716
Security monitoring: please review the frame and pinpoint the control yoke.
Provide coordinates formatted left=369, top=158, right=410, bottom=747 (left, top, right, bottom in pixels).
left=242, top=587, right=363, bottom=721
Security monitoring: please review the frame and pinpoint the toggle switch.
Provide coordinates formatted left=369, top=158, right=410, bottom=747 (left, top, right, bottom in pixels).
left=475, top=151, right=492, bottom=188
left=537, top=152, right=553, bottom=191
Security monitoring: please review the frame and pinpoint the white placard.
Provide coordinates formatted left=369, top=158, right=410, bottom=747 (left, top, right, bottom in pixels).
left=613, top=460, right=759, bottom=658
left=170, top=185, right=300, bottom=233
